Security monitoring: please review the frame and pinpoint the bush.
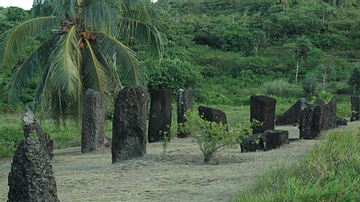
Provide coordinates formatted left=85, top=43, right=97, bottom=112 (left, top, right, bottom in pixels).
left=147, top=58, right=202, bottom=95
left=309, top=90, right=333, bottom=105
left=179, top=109, right=252, bottom=163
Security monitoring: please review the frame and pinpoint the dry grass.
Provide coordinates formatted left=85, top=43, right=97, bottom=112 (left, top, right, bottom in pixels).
left=0, top=125, right=322, bottom=202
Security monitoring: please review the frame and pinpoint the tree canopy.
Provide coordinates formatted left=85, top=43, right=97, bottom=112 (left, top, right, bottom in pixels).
left=0, top=0, right=163, bottom=122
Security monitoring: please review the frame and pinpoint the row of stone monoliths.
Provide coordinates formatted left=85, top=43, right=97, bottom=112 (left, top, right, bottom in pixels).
left=81, top=87, right=347, bottom=160
left=7, top=89, right=359, bottom=201
left=81, top=87, right=194, bottom=163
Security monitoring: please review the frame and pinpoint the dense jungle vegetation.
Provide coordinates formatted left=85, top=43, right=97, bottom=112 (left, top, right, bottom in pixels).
left=1, top=0, right=360, bottom=115
left=148, top=0, right=360, bottom=106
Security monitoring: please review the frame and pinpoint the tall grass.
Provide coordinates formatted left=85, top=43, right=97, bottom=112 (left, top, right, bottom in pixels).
left=234, top=127, right=360, bottom=201
left=261, top=79, right=301, bottom=97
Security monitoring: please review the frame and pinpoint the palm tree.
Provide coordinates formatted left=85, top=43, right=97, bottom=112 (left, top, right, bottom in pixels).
left=0, top=0, right=163, bottom=123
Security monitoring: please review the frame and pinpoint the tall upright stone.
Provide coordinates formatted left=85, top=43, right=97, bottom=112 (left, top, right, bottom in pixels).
left=112, top=86, right=149, bottom=163
left=177, top=88, right=194, bottom=138
left=351, top=96, right=360, bottom=121
left=250, top=95, right=276, bottom=133
left=299, top=98, right=325, bottom=139
left=22, top=107, right=54, bottom=159
left=8, top=138, right=59, bottom=202
left=148, top=89, right=172, bottom=143
left=299, top=106, right=312, bottom=139
left=324, top=99, right=337, bottom=130
left=81, top=89, right=106, bottom=153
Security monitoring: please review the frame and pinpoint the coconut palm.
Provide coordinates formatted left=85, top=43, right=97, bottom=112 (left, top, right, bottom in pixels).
left=0, top=0, right=163, bottom=123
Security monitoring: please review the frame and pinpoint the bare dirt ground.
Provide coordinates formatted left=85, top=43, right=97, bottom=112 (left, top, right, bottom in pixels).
left=0, top=125, right=322, bottom=202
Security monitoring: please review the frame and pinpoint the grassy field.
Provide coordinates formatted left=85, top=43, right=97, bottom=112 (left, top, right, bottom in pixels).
left=0, top=124, right=320, bottom=202
left=234, top=122, right=360, bottom=201
left=0, top=100, right=355, bottom=201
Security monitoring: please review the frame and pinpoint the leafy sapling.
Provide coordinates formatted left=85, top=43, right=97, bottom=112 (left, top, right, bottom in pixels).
left=160, top=125, right=172, bottom=158
left=180, top=109, right=254, bottom=164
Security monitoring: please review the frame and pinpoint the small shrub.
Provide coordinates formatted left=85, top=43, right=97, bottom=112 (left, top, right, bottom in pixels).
left=309, top=90, right=333, bottom=104
left=179, top=109, right=252, bottom=163
left=160, top=125, right=173, bottom=158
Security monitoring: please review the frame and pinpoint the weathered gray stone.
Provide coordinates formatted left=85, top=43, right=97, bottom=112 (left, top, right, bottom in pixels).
left=299, top=98, right=325, bottom=139
left=275, top=98, right=309, bottom=125
left=177, top=88, right=194, bottom=138
left=22, top=107, right=54, bottom=159
left=351, top=96, right=360, bottom=121
left=112, top=86, right=149, bottom=163
left=81, top=89, right=106, bottom=153
left=250, top=95, right=276, bottom=133
left=148, top=89, right=172, bottom=143
left=8, top=138, right=59, bottom=202
left=198, top=106, right=227, bottom=125
left=324, top=99, right=337, bottom=130
left=263, top=130, right=289, bottom=150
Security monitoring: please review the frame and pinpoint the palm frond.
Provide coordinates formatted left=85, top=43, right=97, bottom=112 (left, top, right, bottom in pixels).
left=117, top=1, right=163, bottom=63
left=82, top=0, right=119, bottom=33
left=47, top=25, right=82, bottom=107
left=32, top=61, right=52, bottom=112
left=119, top=18, right=163, bottom=63
left=7, top=37, right=59, bottom=103
left=82, top=39, right=106, bottom=91
left=0, top=16, right=58, bottom=69
left=82, top=39, right=121, bottom=96
left=39, top=25, right=83, bottom=120
left=98, top=32, right=145, bottom=86
left=96, top=50, right=122, bottom=96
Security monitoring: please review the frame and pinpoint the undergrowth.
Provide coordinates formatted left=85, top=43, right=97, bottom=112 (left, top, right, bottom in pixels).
left=234, top=126, right=360, bottom=201
left=0, top=115, right=112, bottom=158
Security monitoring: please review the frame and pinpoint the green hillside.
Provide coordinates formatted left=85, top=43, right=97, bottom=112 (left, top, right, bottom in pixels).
left=1, top=1, right=360, bottom=113
left=147, top=0, right=360, bottom=105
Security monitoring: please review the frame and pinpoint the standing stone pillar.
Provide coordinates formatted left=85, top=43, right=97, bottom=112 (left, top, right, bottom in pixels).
left=299, top=106, right=312, bottom=139
left=112, top=86, right=149, bottom=163
left=22, top=107, right=54, bottom=159
left=177, top=88, right=193, bottom=138
left=351, top=96, right=360, bottom=121
left=8, top=138, right=59, bottom=202
left=250, top=95, right=276, bottom=134
left=299, top=98, right=325, bottom=139
left=81, top=89, right=105, bottom=153
left=324, top=99, right=336, bottom=130
left=148, top=89, right=172, bottom=143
